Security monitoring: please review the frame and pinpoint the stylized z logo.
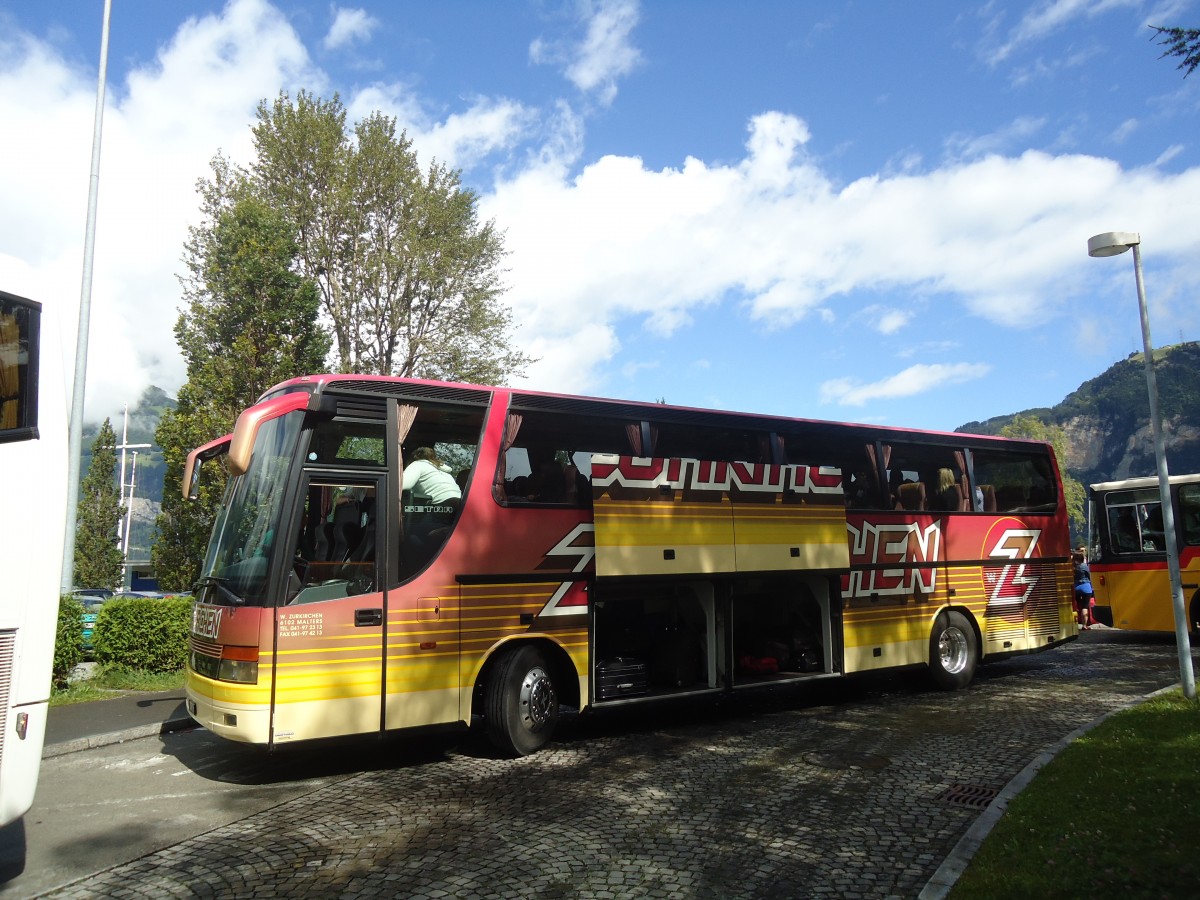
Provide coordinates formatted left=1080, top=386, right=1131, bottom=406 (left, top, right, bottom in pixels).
left=985, top=529, right=1040, bottom=606
left=536, top=524, right=595, bottom=619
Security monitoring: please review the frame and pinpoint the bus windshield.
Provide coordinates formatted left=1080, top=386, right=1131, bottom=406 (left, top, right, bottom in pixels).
left=196, top=410, right=304, bottom=607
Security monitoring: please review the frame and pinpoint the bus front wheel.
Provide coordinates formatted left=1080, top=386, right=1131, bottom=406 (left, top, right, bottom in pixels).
left=483, top=644, right=559, bottom=756
left=928, top=610, right=978, bottom=690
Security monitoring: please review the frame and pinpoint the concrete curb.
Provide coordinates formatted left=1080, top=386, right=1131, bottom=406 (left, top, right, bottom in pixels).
left=42, top=716, right=197, bottom=760
left=918, top=682, right=1182, bottom=899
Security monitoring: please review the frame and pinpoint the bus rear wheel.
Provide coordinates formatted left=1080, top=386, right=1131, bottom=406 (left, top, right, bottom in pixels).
left=928, top=610, right=978, bottom=690
left=484, top=644, right=559, bottom=756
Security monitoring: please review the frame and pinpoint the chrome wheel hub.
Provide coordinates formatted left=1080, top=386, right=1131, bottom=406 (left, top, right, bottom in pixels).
left=939, top=626, right=969, bottom=675
left=519, top=666, right=555, bottom=732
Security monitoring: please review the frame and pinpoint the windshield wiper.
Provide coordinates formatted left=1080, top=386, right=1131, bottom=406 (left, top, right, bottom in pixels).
left=194, top=575, right=246, bottom=607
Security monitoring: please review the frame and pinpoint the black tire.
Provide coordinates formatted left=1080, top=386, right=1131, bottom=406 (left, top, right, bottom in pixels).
left=483, top=644, right=559, bottom=756
left=928, top=610, right=978, bottom=690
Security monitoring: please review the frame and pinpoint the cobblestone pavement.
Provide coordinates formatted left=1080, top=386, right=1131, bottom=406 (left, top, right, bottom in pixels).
left=44, top=631, right=1189, bottom=899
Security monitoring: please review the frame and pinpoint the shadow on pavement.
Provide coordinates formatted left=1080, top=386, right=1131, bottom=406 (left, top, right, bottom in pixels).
left=158, top=722, right=468, bottom=786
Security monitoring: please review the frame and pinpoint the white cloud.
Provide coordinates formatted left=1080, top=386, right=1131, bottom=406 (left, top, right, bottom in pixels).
left=1155, top=144, right=1184, bottom=166
left=486, top=122, right=1200, bottom=396
left=819, top=363, right=992, bottom=407
left=346, top=83, right=536, bottom=169
left=1110, top=118, right=1138, bottom=143
left=323, top=6, right=378, bottom=51
left=944, top=116, right=1046, bottom=161
left=984, top=0, right=1137, bottom=65
left=873, top=308, right=913, bottom=334
left=531, top=0, right=642, bottom=106
left=0, top=0, right=318, bottom=422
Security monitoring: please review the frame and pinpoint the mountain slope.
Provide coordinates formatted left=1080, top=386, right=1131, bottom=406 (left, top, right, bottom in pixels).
left=958, top=342, right=1200, bottom=486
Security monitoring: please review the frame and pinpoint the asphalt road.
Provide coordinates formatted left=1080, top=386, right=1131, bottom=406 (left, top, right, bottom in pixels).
left=1, top=628, right=1190, bottom=899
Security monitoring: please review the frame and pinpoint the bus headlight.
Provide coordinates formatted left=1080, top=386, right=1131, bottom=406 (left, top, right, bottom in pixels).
left=216, top=645, right=260, bottom=684
left=217, top=658, right=259, bottom=684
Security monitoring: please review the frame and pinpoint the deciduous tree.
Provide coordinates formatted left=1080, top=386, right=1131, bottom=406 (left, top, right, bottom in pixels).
left=247, top=90, right=532, bottom=383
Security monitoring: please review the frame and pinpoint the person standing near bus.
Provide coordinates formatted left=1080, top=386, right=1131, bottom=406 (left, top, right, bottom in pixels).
left=1072, top=549, right=1095, bottom=629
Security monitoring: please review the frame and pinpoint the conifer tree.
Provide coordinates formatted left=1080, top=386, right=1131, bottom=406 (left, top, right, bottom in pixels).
left=74, top=418, right=126, bottom=589
left=1151, top=25, right=1200, bottom=77
left=153, top=194, right=330, bottom=591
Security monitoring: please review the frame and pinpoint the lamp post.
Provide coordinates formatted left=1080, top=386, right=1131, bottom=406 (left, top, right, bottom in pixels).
left=1087, top=231, right=1195, bottom=699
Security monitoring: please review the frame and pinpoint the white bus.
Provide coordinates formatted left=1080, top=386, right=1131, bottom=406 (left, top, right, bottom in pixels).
left=0, top=289, right=68, bottom=826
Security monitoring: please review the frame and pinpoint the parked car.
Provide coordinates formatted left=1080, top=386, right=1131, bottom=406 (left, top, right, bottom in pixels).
left=74, top=592, right=112, bottom=653
left=71, top=588, right=113, bottom=601
left=107, top=591, right=166, bottom=601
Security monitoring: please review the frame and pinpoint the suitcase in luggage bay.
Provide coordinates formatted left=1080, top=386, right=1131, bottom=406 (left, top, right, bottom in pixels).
left=596, top=657, right=649, bottom=700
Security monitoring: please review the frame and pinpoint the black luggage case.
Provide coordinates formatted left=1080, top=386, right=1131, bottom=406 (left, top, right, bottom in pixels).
left=596, top=657, right=649, bottom=700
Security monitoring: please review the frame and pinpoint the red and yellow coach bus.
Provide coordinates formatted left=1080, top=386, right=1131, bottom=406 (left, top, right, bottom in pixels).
left=182, top=375, right=1076, bottom=755
left=1087, top=474, right=1200, bottom=633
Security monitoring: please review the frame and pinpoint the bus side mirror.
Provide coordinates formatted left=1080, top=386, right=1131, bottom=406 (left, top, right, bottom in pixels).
left=187, top=457, right=203, bottom=500
left=183, top=436, right=232, bottom=500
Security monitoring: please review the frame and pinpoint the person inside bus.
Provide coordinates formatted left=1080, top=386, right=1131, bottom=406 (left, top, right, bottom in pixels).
left=521, top=444, right=567, bottom=503
left=930, top=468, right=961, bottom=511
left=845, top=469, right=875, bottom=508
left=403, top=446, right=462, bottom=507
left=1141, top=504, right=1166, bottom=551
left=888, top=469, right=905, bottom=508
left=401, top=447, right=462, bottom=567
left=1112, top=508, right=1141, bottom=553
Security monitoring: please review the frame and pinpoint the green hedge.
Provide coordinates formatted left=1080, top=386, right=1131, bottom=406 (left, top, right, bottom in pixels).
left=54, top=596, right=85, bottom=688
left=93, top=595, right=191, bottom=673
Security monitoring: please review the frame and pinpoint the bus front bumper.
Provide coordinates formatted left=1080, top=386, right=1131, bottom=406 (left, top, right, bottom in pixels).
left=186, top=681, right=271, bottom=744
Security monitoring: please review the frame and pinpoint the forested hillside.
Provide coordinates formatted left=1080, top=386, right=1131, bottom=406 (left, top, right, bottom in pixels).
left=958, top=342, right=1200, bottom=487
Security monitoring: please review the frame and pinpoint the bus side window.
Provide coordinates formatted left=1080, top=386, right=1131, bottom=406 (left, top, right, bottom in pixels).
left=1109, top=506, right=1141, bottom=554
left=498, top=409, right=629, bottom=508
left=1182, top=486, right=1200, bottom=546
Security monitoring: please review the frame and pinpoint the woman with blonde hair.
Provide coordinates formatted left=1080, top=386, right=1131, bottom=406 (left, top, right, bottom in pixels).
left=932, top=467, right=961, bottom=511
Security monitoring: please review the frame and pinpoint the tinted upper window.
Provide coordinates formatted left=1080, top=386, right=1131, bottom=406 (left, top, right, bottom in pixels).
left=972, top=449, right=1058, bottom=514
left=0, top=291, right=39, bottom=442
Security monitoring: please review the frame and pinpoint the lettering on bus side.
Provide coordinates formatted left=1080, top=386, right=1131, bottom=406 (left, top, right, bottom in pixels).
left=590, top=454, right=843, bottom=496
left=842, top=520, right=943, bottom=598
left=192, top=604, right=223, bottom=640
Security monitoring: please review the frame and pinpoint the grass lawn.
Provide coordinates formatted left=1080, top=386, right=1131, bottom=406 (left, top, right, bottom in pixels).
left=51, top=667, right=185, bottom=706
left=949, top=689, right=1200, bottom=899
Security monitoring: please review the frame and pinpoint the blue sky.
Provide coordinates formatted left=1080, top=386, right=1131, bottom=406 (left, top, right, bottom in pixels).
left=1, top=0, right=1198, bottom=434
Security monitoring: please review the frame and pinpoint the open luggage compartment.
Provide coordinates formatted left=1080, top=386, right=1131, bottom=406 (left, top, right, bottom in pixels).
left=590, top=574, right=837, bottom=703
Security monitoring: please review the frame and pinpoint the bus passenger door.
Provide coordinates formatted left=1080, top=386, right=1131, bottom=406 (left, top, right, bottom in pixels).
left=271, top=474, right=386, bottom=745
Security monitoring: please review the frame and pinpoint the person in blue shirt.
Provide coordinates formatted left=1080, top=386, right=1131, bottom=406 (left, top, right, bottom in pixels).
left=1072, top=549, right=1095, bottom=629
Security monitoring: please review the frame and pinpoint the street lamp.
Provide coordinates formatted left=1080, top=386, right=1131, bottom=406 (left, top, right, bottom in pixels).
left=1087, top=231, right=1196, bottom=699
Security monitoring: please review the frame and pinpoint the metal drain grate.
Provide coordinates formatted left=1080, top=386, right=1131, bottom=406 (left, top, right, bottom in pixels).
left=937, top=784, right=1000, bottom=809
